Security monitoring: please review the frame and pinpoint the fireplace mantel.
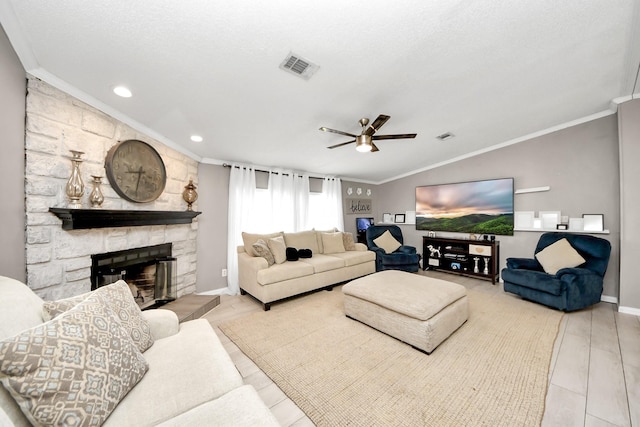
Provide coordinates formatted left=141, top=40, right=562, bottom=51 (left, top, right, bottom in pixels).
left=49, top=208, right=201, bottom=230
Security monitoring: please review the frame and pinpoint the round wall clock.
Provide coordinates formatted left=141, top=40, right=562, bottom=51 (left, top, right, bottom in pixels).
left=105, top=139, right=167, bottom=203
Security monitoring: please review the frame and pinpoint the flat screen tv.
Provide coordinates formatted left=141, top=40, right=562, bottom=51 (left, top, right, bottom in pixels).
left=356, top=217, right=375, bottom=232
left=415, top=178, right=514, bottom=235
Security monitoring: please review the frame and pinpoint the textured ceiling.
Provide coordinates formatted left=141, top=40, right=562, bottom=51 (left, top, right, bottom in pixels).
left=2, top=0, right=639, bottom=183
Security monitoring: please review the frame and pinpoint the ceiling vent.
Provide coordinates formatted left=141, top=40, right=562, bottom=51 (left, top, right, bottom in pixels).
left=279, top=52, right=319, bottom=80
left=436, top=132, right=455, bottom=141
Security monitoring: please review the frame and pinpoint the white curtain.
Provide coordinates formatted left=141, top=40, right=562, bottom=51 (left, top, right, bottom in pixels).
left=322, top=177, right=344, bottom=231
left=227, top=164, right=256, bottom=295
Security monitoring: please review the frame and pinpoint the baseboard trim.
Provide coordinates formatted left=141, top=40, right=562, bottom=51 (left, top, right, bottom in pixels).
left=601, top=295, right=618, bottom=304
left=618, top=306, right=640, bottom=316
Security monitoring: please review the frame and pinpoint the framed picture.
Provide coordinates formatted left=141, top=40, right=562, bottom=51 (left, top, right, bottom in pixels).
left=514, top=211, right=535, bottom=229
left=569, top=218, right=584, bottom=231
left=583, top=214, right=604, bottom=232
left=539, top=211, right=561, bottom=229
left=556, top=224, right=568, bottom=230
left=394, top=214, right=405, bottom=223
left=382, top=213, right=393, bottom=223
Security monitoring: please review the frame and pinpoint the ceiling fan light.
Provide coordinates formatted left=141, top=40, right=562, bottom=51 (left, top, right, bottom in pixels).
left=355, top=135, right=372, bottom=152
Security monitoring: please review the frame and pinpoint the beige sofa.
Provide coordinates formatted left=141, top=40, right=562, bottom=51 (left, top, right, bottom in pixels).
left=238, top=229, right=375, bottom=310
left=0, top=276, right=280, bottom=427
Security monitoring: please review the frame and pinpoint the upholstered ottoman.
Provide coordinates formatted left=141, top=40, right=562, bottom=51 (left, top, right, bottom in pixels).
left=342, top=270, right=468, bottom=354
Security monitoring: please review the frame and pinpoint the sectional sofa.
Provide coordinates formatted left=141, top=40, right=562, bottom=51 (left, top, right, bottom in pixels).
left=238, top=229, right=376, bottom=310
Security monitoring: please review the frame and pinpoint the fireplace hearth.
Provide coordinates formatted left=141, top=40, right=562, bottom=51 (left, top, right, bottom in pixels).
left=91, top=243, right=177, bottom=309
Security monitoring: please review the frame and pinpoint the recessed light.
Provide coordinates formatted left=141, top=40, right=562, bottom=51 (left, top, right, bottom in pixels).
left=113, top=86, right=132, bottom=98
left=190, top=135, right=203, bottom=142
left=436, top=132, right=455, bottom=141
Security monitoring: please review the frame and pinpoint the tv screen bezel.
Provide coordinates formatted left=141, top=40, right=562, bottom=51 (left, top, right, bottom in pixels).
left=415, top=177, right=514, bottom=236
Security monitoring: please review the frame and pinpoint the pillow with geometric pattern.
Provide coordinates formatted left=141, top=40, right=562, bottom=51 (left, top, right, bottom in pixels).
left=42, top=280, right=154, bottom=352
left=0, top=293, right=149, bottom=427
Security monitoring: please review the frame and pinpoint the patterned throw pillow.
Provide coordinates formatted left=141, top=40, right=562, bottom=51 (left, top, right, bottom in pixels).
left=342, top=232, right=356, bottom=251
left=0, top=293, right=149, bottom=427
left=42, top=280, right=154, bottom=353
left=252, top=239, right=275, bottom=266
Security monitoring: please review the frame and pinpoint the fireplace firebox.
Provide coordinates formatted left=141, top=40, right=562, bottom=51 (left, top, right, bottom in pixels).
left=91, top=243, right=177, bottom=309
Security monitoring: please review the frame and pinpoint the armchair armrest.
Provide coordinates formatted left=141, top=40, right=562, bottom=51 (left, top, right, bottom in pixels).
left=506, top=257, right=542, bottom=271
left=142, top=309, right=180, bottom=341
left=555, top=267, right=600, bottom=278
left=396, top=245, right=417, bottom=255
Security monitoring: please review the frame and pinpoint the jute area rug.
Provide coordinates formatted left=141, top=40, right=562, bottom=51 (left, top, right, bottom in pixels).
left=219, top=285, right=563, bottom=427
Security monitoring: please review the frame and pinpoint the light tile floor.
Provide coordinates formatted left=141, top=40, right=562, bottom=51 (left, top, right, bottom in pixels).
left=203, top=271, right=640, bottom=427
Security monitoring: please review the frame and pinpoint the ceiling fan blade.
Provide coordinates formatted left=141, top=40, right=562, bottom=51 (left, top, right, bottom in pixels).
left=371, top=142, right=380, bottom=152
left=363, top=114, right=390, bottom=136
left=319, top=127, right=357, bottom=138
left=372, top=133, right=417, bottom=140
left=327, top=140, right=356, bottom=149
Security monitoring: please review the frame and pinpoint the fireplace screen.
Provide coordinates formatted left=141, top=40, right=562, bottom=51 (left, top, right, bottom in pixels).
left=91, top=243, right=176, bottom=309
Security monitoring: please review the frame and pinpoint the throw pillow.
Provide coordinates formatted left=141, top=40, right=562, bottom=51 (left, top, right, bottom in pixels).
left=268, top=236, right=287, bottom=264
left=252, top=239, right=275, bottom=266
left=322, top=232, right=346, bottom=254
left=535, top=238, right=586, bottom=275
left=314, top=228, right=338, bottom=253
left=373, top=230, right=402, bottom=254
left=0, top=293, right=149, bottom=427
left=42, top=280, right=154, bottom=353
left=286, top=247, right=299, bottom=261
left=342, top=232, right=356, bottom=251
left=298, top=249, right=313, bottom=258
left=242, top=231, right=283, bottom=257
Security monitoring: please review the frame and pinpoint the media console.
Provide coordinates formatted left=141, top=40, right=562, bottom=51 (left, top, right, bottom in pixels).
left=422, top=236, right=500, bottom=284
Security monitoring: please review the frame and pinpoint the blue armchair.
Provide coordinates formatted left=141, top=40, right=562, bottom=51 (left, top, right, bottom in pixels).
left=365, top=224, right=420, bottom=272
left=502, top=232, right=611, bottom=311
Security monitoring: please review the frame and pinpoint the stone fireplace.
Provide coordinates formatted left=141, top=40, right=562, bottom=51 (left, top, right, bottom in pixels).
left=91, top=243, right=177, bottom=309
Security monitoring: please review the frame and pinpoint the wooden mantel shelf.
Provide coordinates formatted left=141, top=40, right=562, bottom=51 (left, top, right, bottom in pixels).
left=49, top=208, right=201, bottom=230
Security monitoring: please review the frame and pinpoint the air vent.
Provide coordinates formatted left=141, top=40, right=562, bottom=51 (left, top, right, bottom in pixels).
left=279, top=52, right=319, bottom=80
left=436, top=132, right=455, bottom=141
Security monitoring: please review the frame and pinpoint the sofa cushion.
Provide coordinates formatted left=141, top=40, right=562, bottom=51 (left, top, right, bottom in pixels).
left=42, top=280, right=154, bottom=353
left=343, top=232, right=356, bottom=251
left=314, top=228, right=337, bottom=253
left=257, top=261, right=314, bottom=285
left=284, top=230, right=319, bottom=254
left=242, top=232, right=283, bottom=257
left=0, top=276, right=44, bottom=341
left=104, top=319, right=243, bottom=426
left=322, top=232, right=346, bottom=254
left=373, top=230, right=402, bottom=253
left=268, top=236, right=287, bottom=264
left=252, top=239, right=275, bottom=266
left=535, top=238, right=586, bottom=275
left=0, top=293, right=149, bottom=427
left=326, top=250, right=376, bottom=267
left=300, top=254, right=346, bottom=273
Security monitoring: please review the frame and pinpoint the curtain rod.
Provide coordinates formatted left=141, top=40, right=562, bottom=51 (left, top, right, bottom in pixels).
left=222, top=163, right=337, bottom=180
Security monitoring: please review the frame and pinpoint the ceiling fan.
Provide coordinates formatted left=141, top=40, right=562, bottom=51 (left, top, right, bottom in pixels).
left=319, top=114, right=417, bottom=152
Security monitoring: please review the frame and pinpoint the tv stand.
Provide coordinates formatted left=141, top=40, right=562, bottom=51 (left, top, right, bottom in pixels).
left=422, top=236, right=500, bottom=284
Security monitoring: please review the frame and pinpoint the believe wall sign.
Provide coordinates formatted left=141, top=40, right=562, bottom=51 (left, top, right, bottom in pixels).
left=345, top=198, right=372, bottom=215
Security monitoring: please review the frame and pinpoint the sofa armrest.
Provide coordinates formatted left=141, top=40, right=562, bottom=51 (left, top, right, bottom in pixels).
left=142, top=309, right=180, bottom=341
left=354, top=242, right=368, bottom=251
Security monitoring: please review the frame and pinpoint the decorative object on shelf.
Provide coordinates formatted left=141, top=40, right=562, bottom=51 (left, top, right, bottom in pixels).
left=556, top=224, right=568, bottom=230
left=182, top=179, right=198, bottom=211
left=514, top=211, right=535, bottom=229
left=569, top=218, right=584, bottom=231
left=89, top=175, right=105, bottom=208
left=427, top=231, right=436, bottom=238
left=105, top=139, right=167, bottom=203
left=539, top=211, right=561, bottom=229
left=65, top=150, right=85, bottom=208
left=582, top=214, right=604, bottom=232
left=382, top=213, right=393, bottom=223
left=394, top=213, right=405, bottom=224
left=483, top=257, right=489, bottom=275
left=473, top=257, right=480, bottom=273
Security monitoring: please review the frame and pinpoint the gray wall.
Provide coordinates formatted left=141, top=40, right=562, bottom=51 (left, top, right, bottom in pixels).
left=618, top=99, right=640, bottom=312
left=0, top=26, right=26, bottom=281
left=196, top=163, right=230, bottom=292
left=373, top=115, right=621, bottom=300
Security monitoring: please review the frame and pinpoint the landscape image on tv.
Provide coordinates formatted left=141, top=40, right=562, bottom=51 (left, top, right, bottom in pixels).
left=415, top=178, right=514, bottom=236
